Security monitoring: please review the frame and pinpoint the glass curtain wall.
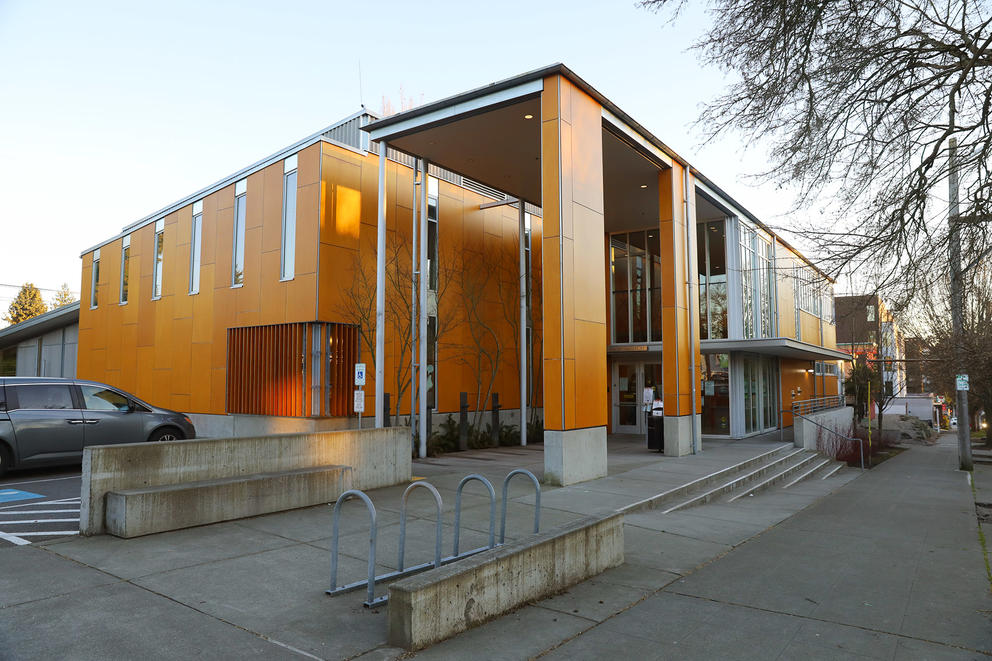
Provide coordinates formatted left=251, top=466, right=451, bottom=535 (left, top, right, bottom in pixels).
left=742, top=354, right=779, bottom=434
left=697, top=220, right=728, bottom=339
left=738, top=224, right=774, bottom=339
left=610, top=230, right=662, bottom=343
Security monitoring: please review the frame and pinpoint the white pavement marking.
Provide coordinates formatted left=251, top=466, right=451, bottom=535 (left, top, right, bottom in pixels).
left=0, top=530, right=31, bottom=545
left=0, top=519, right=80, bottom=525
left=1, top=474, right=81, bottom=487
left=10, top=531, right=79, bottom=537
left=0, top=498, right=79, bottom=510
left=4, top=509, right=80, bottom=514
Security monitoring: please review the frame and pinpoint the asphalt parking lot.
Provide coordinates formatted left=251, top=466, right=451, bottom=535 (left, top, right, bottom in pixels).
left=0, top=467, right=82, bottom=546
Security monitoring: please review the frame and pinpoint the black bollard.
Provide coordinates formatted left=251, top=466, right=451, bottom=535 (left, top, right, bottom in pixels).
left=459, top=392, right=469, bottom=451
left=383, top=393, right=391, bottom=428
left=491, top=393, right=500, bottom=446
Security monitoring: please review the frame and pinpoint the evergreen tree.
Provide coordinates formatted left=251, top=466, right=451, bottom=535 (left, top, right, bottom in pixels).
left=51, top=283, right=76, bottom=308
left=4, top=283, right=48, bottom=325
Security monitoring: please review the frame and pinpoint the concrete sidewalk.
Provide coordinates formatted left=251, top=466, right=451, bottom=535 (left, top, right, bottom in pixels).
left=0, top=434, right=986, bottom=659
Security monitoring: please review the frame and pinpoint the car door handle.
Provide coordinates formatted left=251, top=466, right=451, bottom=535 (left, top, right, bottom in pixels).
left=84, top=420, right=99, bottom=424
left=67, top=419, right=85, bottom=424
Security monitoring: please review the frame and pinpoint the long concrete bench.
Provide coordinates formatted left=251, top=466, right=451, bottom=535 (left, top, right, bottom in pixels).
left=105, top=464, right=352, bottom=538
left=387, top=512, right=624, bottom=651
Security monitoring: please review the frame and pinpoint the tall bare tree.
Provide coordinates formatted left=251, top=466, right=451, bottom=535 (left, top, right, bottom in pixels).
left=641, top=0, right=991, bottom=301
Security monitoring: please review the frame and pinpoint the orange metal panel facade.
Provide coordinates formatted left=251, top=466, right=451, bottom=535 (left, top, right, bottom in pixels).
left=540, top=74, right=608, bottom=432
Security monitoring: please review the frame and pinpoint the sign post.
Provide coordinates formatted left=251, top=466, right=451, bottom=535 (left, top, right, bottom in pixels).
left=354, top=363, right=367, bottom=429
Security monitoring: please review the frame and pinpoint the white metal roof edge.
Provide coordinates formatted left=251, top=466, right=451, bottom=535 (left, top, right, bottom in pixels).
left=79, top=111, right=377, bottom=257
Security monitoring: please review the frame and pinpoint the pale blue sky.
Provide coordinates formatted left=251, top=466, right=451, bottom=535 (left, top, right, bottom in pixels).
left=0, top=0, right=804, bottom=306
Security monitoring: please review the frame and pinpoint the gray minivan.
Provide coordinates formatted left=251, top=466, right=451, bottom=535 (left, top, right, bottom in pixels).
left=0, top=377, right=196, bottom=475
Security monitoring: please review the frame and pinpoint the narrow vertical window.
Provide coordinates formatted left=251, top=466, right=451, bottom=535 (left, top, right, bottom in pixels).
left=119, top=235, right=130, bottom=304
left=232, top=179, right=247, bottom=286
left=90, top=248, right=100, bottom=308
left=281, top=155, right=297, bottom=281
left=152, top=219, right=164, bottom=299
left=189, top=200, right=202, bottom=294
left=427, top=315, right=437, bottom=409
left=427, top=177, right=439, bottom=291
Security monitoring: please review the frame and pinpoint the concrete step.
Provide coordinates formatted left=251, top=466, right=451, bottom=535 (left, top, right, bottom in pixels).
left=662, top=448, right=808, bottom=513
left=782, top=457, right=835, bottom=489
left=620, top=444, right=794, bottom=515
left=727, top=452, right=820, bottom=502
left=819, top=461, right=849, bottom=479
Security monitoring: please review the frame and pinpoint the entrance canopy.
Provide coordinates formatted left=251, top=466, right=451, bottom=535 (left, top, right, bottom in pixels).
left=700, top=337, right=852, bottom=362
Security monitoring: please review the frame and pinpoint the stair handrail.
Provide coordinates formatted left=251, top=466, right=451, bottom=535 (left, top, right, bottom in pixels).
left=792, top=410, right=865, bottom=471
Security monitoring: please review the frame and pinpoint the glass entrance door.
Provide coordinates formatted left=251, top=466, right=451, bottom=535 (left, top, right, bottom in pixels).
left=614, top=363, right=640, bottom=434
left=612, top=362, right=663, bottom=434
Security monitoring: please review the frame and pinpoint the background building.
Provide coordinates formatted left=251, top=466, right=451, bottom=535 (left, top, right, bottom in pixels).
left=835, top=294, right=906, bottom=396
left=0, top=302, right=78, bottom=378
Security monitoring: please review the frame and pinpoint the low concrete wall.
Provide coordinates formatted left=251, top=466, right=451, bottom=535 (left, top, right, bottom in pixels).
left=794, top=406, right=854, bottom=451
left=543, top=427, right=607, bottom=486
left=105, top=465, right=352, bottom=538
left=387, top=512, right=624, bottom=651
left=81, top=427, right=410, bottom=535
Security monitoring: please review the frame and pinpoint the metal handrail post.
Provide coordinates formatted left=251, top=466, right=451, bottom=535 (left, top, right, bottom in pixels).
left=500, top=469, right=541, bottom=543
left=452, top=474, right=497, bottom=556
left=398, top=481, right=443, bottom=571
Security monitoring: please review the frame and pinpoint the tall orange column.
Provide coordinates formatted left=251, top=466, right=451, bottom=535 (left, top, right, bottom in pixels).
left=659, top=163, right=702, bottom=455
left=540, top=74, right=608, bottom=485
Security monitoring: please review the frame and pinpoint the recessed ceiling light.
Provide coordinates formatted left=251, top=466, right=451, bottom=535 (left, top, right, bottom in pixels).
left=640, top=184, right=648, bottom=189
left=524, top=114, right=534, bottom=119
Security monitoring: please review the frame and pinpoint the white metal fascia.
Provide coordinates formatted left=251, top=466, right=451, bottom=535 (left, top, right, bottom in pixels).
left=366, top=79, right=543, bottom=142
left=695, top=180, right=750, bottom=222
left=79, top=133, right=363, bottom=257
left=601, top=108, right=674, bottom=167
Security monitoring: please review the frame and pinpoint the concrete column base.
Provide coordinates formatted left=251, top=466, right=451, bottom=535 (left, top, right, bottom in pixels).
left=544, top=426, right=607, bottom=486
left=664, top=415, right=700, bottom=456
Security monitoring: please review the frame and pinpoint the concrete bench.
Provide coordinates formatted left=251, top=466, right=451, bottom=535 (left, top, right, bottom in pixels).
left=105, top=464, right=352, bottom=538
left=387, top=512, right=624, bottom=651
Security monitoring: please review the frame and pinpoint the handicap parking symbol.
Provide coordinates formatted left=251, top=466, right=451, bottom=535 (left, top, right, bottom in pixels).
left=0, top=489, right=43, bottom=503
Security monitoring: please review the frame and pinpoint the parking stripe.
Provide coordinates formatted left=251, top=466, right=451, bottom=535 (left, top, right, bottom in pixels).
left=0, top=531, right=31, bottom=545
left=11, top=531, right=79, bottom=537
left=0, top=519, right=80, bottom=525
left=4, top=509, right=80, bottom=514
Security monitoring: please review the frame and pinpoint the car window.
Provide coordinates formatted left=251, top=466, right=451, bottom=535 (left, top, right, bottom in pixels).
left=0, top=386, right=5, bottom=411
left=15, top=385, right=75, bottom=410
left=80, top=385, right=130, bottom=412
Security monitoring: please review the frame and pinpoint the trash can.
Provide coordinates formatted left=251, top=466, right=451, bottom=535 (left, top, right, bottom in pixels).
left=647, top=415, right=664, bottom=451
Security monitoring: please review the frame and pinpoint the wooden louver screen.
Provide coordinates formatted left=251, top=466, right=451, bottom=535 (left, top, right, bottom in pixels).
left=226, top=322, right=358, bottom=418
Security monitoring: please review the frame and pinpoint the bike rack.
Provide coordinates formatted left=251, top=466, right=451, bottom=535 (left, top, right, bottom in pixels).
left=327, top=468, right=542, bottom=607
left=327, top=490, right=378, bottom=606
left=452, top=474, right=497, bottom=557
left=499, top=469, right=541, bottom=543
left=397, top=481, right=444, bottom=572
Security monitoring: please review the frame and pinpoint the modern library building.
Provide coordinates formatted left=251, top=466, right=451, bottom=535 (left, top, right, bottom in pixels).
left=77, top=64, right=847, bottom=484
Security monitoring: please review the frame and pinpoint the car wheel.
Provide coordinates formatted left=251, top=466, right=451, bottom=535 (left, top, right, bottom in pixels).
left=148, top=427, right=184, bottom=442
left=0, top=443, right=11, bottom=477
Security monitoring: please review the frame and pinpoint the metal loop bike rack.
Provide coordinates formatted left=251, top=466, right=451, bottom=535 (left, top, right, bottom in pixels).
left=499, top=469, right=541, bottom=543
left=327, top=490, right=378, bottom=606
left=398, top=481, right=443, bottom=572
left=452, top=474, right=497, bottom=556
left=327, top=468, right=542, bottom=607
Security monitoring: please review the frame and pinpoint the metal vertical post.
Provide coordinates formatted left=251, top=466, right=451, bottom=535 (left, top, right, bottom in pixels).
left=948, top=137, right=972, bottom=470
left=374, top=141, right=387, bottom=428
left=419, top=163, right=429, bottom=458
left=519, top=202, right=528, bottom=446
left=411, top=159, right=420, bottom=445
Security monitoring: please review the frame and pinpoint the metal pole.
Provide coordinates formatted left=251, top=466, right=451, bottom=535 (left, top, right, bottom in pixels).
left=948, top=137, right=973, bottom=470
left=374, top=141, right=387, bottom=428
left=519, top=202, right=528, bottom=446
left=418, top=164, right=429, bottom=458
left=411, top=159, right=420, bottom=445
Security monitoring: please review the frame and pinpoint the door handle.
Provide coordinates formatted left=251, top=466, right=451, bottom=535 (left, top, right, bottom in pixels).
left=67, top=419, right=85, bottom=424
left=84, top=420, right=99, bottom=424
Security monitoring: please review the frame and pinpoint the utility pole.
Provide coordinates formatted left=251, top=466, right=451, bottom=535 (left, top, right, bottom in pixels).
left=948, top=137, right=973, bottom=471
